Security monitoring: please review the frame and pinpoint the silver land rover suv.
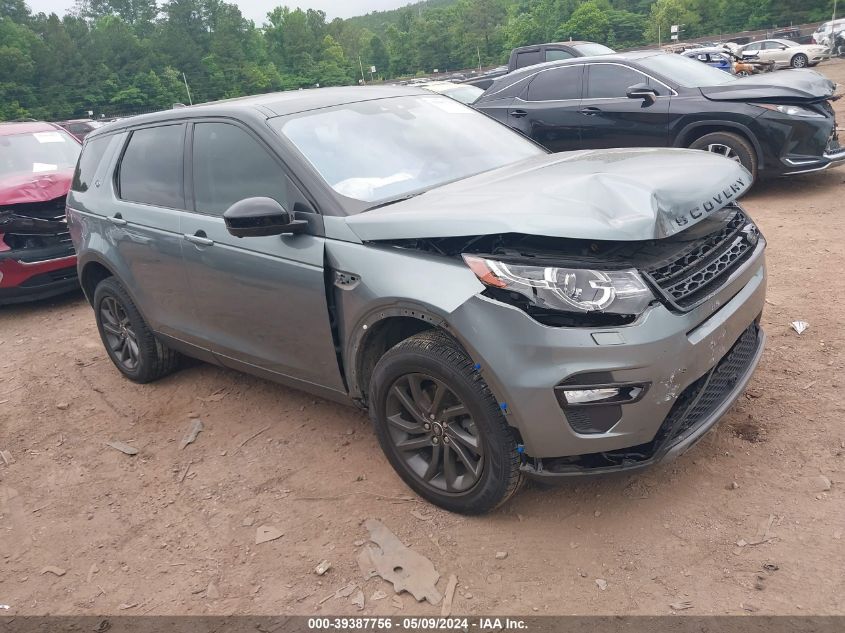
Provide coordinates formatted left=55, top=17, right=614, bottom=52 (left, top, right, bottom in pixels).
left=67, top=86, right=766, bottom=514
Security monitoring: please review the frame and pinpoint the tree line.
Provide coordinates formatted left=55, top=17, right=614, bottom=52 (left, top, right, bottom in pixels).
left=0, top=0, right=836, bottom=121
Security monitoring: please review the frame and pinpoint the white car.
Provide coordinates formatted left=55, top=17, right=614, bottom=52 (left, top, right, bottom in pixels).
left=416, top=81, right=485, bottom=105
left=813, top=19, right=845, bottom=45
left=738, top=39, right=830, bottom=69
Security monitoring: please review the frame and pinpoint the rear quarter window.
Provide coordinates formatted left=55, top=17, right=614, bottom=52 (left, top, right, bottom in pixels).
left=72, top=135, right=111, bottom=193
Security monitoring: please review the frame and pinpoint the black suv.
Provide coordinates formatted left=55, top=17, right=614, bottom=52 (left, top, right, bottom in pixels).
left=475, top=51, right=843, bottom=179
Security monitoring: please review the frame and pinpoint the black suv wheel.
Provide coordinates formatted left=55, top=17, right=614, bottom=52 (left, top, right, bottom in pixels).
left=689, top=131, right=758, bottom=181
left=93, top=277, right=180, bottom=383
left=369, top=330, right=523, bottom=514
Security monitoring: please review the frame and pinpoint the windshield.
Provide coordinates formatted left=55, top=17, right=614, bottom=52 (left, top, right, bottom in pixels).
left=0, top=129, right=81, bottom=178
left=572, top=43, right=616, bottom=56
left=638, top=53, right=737, bottom=87
left=272, top=95, right=543, bottom=206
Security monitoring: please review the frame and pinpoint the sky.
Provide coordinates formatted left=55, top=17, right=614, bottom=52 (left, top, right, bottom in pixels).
left=26, top=0, right=416, bottom=25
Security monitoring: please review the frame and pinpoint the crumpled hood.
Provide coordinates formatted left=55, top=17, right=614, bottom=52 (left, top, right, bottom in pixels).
left=0, top=169, right=74, bottom=207
left=345, top=148, right=751, bottom=243
left=701, top=69, right=837, bottom=102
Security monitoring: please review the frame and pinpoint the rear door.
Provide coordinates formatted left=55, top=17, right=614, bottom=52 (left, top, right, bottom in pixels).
left=179, top=119, right=345, bottom=392
left=109, top=123, right=197, bottom=340
left=507, top=64, right=585, bottom=152
left=577, top=62, right=671, bottom=149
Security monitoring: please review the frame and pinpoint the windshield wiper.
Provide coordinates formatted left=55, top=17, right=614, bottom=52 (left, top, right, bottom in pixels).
left=364, top=191, right=425, bottom=212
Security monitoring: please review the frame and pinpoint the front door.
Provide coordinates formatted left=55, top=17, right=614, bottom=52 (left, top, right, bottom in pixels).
left=577, top=62, right=671, bottom=149
left=507, top=64, right=585, bottom=152
left=179, top=119, right=345, bottom=393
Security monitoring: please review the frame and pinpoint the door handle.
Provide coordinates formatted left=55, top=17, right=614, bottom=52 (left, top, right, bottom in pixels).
left=510, top=109, right=528, bottom=118
left=108, top=214, right=127, bottom=226
left=579, top=107, right=602, bottom=116
left=184, top=231, right=214, bottom=246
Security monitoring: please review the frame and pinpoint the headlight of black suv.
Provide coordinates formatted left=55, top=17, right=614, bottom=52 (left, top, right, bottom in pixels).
left=463, top=255, right=655, bottom=316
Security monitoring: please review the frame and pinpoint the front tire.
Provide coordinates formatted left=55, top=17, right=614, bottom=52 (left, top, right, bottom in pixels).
left=689, top=131, right=758, bottom=181
left=93, top=277, right=180, bottom=383
left=369, top=331, right=523, bottom=514
left=791, top=53, right=809, bottom=68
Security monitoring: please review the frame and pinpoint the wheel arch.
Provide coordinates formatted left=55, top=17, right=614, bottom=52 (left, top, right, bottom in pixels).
left=675, top=120, right=764, bottom=169
left=347, top=306, right=457, bottom=404
left=79, top=256, right=118, bottom=305
left=78, top=254, right=154, bottom=328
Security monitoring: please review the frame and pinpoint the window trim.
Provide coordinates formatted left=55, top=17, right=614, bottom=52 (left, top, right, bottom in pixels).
left=185, top=116, right=319, bottom=218
left=114, top=121, right=188, bottom=211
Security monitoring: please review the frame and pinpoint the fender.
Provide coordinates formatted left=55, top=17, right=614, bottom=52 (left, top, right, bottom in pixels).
left=673, top=119, right=765, bottom=169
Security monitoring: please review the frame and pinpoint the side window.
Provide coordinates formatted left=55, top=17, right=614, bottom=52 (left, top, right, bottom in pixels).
left=744, top=43, right=760, bottom=52
left=515, top=50, right=542, bottom=69
left=72, top=135, right=111, bottom=192
left=585, top=64, right=650, bottom=99
left=524, top=66, right=583, bottom=101
left=191, top=122, right=289, bottom=216
left=545, top=49, right=575, bottom=62
left=763, top=41, right=782, bottom=49
left=118, top=124, right=185, bottom=208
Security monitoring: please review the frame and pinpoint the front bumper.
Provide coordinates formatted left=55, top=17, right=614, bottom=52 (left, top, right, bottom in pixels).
left=0, top=248, right=79, bottom=305
left=448, top=240, right=767, bottom=464
left=782, top=144, right=845, bottom=174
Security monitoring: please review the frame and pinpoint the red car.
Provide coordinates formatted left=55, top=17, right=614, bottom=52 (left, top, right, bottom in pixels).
left=0, top=121, right=81, bottom=304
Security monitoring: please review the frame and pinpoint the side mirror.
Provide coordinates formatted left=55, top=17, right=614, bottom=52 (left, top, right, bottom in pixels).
left=223, top=197, right=308, bottom=238
left=626, top=83, right=657, bottom=105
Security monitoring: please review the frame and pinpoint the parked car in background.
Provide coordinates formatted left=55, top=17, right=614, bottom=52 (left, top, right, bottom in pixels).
left=68, top=86, right=766, bottom=513
left=683, top=48, right=733, bottom=73
left=683, top=46, right=773, bottom=75
left=474, top=51, right=844, bottom=180
left=736, top=39, right=830, bottom=68
left=0, top=122, right=81, bottom=303
left=464, top=41, right=615, bottom=90
left=57, top=119, right=104, bottom=141
left=812, top=18, right=845, bottom=45
left=771, top=27, right=801, bottom=41
left=418, top=80, right=484, bottom=104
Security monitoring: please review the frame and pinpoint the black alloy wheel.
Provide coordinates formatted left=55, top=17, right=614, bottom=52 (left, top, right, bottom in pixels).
left=385, top=372, right=484, bottom=493
left=369, top=330, right=522, bottom=514
left=93, top=277, right=180, bottom=383
left=99, top=295, right=140, bottom=372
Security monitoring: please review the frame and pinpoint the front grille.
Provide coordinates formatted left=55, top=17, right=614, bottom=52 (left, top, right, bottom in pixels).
left=644, top=208, right=756, bottom=310
left=654, top=323, right=760, bottom=447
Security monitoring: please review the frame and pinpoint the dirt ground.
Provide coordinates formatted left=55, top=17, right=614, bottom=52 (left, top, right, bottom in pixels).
left=2, top=61, right=845, bottom=619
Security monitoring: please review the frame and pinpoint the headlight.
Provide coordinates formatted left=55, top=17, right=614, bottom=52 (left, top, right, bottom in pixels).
left=759, top=103, right=825, bottom=118
left=463, top=255, right=655, bottom=315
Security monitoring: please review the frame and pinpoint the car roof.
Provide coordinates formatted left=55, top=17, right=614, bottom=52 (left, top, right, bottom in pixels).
left=514, top=41, right=593, bottom=51
left=497, top=50, right=661, bottom=79
left=89, top=86, right=431, bottom=137
left=683, top=47, right=729, bottom=54
left=0, top=121, right=64, bottom=136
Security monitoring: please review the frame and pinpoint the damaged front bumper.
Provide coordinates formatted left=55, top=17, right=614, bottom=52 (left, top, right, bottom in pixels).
left=447, top=238, right=767, bottom=475
left=0, top=208, right=79, bottom=304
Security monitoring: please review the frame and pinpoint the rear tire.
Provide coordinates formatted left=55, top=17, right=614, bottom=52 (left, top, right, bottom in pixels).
left=93, top=277, right=180, bottom=383
left=688, top=131, right=757, bottom=181
left=369, top=330, right=523, bottom=514
left=791, top=53, right=809, bottom=68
